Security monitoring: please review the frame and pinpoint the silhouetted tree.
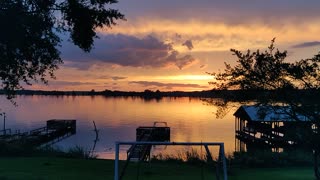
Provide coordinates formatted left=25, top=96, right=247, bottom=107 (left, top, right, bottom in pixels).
left=209, top=38, right=294, bottom=91
left=208, top=38, right=320, bottom=179
left=0, top=0, right=125, bottom=98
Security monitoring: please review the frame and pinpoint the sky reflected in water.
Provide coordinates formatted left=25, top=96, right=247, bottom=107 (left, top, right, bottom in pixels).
left=0, top=96, right=237, bottom=159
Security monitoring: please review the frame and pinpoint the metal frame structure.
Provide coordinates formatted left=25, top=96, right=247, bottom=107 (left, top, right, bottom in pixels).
left=114, top=141, right=228, bottom=180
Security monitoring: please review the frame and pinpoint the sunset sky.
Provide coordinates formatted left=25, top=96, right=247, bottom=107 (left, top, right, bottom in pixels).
left=32, top=0, right=320, bottom=92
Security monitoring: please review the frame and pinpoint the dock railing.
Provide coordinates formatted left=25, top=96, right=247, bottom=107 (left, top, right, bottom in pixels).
left=114, top=141, right=228, bottom=180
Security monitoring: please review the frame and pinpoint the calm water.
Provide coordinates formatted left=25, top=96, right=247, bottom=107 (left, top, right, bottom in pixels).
left=0, top=95, right=237, bottom=159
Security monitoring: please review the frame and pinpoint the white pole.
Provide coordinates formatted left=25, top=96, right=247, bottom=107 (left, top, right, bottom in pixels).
left=114, top=142, right=119, bottom=180
left=221, top=144, right=228, bottom=180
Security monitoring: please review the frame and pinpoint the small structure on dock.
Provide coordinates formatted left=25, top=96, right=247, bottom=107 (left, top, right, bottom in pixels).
left=127, top=122, right=170, bottom=162
left=0, top=119, right=76, bottom=147
left=234, top=106, right=315, bottom=152
left=120, top=122, right=170, bottom=179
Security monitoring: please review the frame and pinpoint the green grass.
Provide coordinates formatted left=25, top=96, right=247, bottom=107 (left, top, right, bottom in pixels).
left=0, top=157, right=314, bottom=180
left=0, top=157, right=114, bottom=180
left=229, top=167, right=313, bottom=180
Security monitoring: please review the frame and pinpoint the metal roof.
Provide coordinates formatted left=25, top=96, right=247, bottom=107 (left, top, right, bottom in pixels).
left=234, top=105, right=311, bottom=122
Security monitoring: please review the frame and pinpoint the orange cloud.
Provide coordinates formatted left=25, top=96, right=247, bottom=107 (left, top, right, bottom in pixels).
left=98, top=19, right=320, bottom=52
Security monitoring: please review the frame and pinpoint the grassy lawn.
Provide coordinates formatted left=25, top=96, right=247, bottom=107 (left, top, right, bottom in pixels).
left=0, top=157, right=114, bottom=180
left=229, top=167, right=313, bottom=180
left=0, top=157, right=314, bottom=180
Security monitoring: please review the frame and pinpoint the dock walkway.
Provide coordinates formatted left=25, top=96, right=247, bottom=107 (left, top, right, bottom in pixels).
left=0, top=119, right=76, bottom=147
left=120, top=122, right=170, bottom=180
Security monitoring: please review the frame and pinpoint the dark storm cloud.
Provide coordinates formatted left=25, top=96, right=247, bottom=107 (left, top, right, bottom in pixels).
left=292, top=41, right=320, bottom=48
left=129, top=81, right=209, bottom=89
left=61, top=34, right=196, bottom=70
left=182, top=40, right=194, bottom=50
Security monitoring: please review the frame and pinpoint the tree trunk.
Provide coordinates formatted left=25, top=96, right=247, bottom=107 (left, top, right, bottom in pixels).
left=314, top=150, right=320, bottom=180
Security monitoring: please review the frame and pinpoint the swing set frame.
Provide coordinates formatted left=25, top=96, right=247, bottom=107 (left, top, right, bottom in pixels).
left=114, top=141, right=228, bottom=180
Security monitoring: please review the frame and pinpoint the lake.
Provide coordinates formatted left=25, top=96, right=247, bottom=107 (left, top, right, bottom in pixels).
left=0, top=95, right=237, bottom=159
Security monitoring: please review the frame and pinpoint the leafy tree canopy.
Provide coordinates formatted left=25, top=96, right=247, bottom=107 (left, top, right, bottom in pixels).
left=0, top=0, right=125, bottom=98
left=209, top=38, right=320, bottom=91
left=208, top=39, right=320, bottom=118
left=209, top=38, right=320, bottom=179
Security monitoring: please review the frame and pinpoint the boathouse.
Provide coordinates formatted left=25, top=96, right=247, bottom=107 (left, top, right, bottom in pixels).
left=234, top=105, right=315, bottom=152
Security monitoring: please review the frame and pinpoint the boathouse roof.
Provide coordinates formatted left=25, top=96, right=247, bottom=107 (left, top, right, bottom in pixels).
left=234, top=105, right=310, bottom=122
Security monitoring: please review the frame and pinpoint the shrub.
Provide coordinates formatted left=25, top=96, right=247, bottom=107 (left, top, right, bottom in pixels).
left=151, top=148, right=208, bottom=165
left=229, top=150, right=313, bottom=168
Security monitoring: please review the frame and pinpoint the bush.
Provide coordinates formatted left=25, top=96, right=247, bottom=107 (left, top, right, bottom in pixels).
left=64, top=146, right=96, bottom=159
left=229, top=150, right=313, bottom=168
left=151, top=148, right=208, bottom=165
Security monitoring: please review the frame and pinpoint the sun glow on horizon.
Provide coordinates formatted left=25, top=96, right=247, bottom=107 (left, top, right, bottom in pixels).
left=153, top=75, right=213, bottom=81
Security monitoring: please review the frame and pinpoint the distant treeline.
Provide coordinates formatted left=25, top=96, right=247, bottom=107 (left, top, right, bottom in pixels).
left=0, top=89, right=318, bottom=101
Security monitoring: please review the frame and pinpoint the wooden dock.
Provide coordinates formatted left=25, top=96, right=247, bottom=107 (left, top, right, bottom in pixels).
left=120, top=122, right=170, bottom=180
left=127, top=123, right=170, bottom=161
left=0, top=119, right=76, bottom=147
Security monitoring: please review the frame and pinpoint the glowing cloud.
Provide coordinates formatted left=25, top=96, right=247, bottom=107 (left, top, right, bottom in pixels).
left=129, top=81, right=209, bottom=90
left=61, top=34, right=197, bottom=70
left=99, top=19, right=320, bottom=52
